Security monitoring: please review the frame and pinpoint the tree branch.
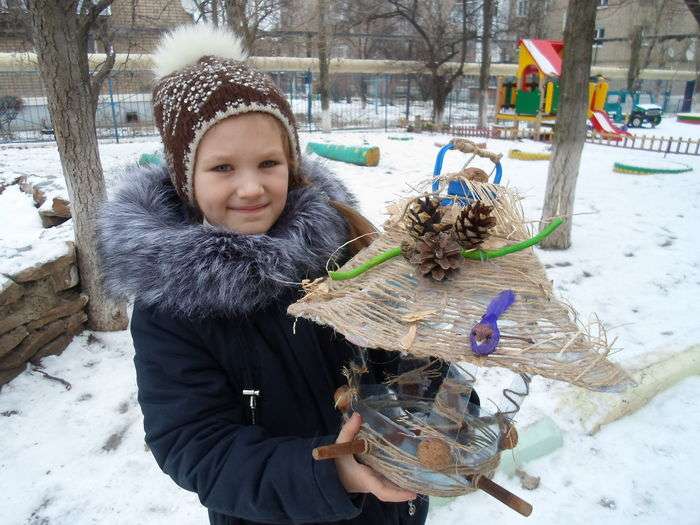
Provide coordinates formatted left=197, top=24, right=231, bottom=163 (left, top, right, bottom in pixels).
left=89, top=15, right=116, bottom=112
left=79, top=0, right=114, bottom=35
left=448, top=0, right=468, bottom=85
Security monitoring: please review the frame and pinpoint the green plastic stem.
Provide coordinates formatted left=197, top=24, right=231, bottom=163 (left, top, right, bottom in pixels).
left=462, top=217, right=564, bottom=261
left=329, top=246, right=403, bottom=281
left=328, top=218, right=564, bottom=281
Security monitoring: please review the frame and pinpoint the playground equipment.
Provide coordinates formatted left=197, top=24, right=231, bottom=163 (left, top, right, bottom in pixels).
left=495, top=39, right=630, bottom=140
left=677, top=113, right=700, bottom=124
left=306, top=142, right=380, bottom=166
left=613, top=159, right=693, bottom=175
left=508, top=149, right=551, bottom=161
left=605, top=90, right=663, bottom=127
left=137, top=152, right=163, bottom=167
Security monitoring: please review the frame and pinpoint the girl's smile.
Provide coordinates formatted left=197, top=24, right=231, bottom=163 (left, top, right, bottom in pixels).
left=230, top=203, right=269, bottom=212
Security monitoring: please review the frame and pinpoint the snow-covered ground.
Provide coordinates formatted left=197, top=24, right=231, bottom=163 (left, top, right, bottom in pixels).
left=0, top=123, right=698, bottom=524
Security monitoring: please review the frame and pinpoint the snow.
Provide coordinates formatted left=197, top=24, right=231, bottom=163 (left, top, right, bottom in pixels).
left=0, top=125, right=698, bottom=524
left=0, top=185, right=74, bottom=279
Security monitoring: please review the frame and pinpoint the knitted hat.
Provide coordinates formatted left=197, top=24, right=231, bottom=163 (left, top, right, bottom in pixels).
left=151, top=24, right=301, bottom=206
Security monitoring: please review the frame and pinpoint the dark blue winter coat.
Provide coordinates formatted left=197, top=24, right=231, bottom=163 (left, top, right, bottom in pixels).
left=96, top=157, right=432, bottom=525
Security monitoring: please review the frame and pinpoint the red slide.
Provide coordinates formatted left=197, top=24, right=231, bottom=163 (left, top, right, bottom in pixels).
left=589, top=110, right=631, bottom=139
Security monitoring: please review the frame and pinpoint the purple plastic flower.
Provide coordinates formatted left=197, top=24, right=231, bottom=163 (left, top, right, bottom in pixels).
left=470, top=290, right=516, bottom=356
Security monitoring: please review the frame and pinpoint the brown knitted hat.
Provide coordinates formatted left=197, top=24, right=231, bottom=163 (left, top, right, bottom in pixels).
left=151, top=24, right=300, bottom=206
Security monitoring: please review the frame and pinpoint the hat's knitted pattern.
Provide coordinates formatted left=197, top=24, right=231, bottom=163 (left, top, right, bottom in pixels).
left=151, top=25, right=300, bottom=205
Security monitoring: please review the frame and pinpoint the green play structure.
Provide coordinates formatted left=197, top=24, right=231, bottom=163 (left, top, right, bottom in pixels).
left=137, top=152, right=163, bottom=167
left=306, top=142, right=380, bottom=166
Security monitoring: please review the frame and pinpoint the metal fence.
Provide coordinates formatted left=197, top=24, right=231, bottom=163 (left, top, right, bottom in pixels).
left=0, top=66, right=694, bottom=144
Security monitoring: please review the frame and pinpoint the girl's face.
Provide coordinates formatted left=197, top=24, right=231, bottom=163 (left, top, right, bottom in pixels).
left=193, top=112, right=290, bottom=235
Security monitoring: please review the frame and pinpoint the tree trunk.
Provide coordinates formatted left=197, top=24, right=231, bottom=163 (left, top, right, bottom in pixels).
left=317, top=0, right=331, bottom=132
left=431, top=73, right=447, bottom=126
left=539, top=0, right=597, bottom=250
left=478, top=0, right=493, bottom=128
left=211, top=0, right=219, bottom=26
left=627, top=26, right=643, bottom=92
left=695, top=32, right=700, bottom=101
left=28, top=2, right=127, bottom=330
left=224, top=0, right=255, bottom=54
left=360, top=75, right=367, bottom=109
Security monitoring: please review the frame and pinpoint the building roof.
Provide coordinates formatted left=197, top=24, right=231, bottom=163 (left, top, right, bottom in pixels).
left=520, top=39, right=564, bottom=77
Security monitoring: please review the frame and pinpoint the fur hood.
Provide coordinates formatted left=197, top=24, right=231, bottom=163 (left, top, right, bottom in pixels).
left=97, top=156, right=356, bottom=319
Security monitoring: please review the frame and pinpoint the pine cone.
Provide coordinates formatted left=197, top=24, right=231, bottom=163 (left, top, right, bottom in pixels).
left=453, top=201, right=496, bottom=249
left=410, top=232, right=462, bottom=281
left=404, top=195, right=451, bottom=239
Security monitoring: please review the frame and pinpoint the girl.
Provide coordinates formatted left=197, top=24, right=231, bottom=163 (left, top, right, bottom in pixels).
left=97, top=25, right=429, bottom=525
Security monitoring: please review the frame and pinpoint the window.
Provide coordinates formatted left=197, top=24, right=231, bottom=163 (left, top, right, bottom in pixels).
left=516, top=0, right=528, bottom=17
left=76, top=0, right=112, bottom=16
left=597, top=0, right=608, bottom=7
left=641, top=25, right=651, bottom=47
left=593, top=27, right=605, bottom=47
left=0, top=0, right=28, bottom=10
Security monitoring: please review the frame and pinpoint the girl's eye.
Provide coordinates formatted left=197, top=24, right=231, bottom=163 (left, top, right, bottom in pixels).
left=260, top=160, right=279, bottom=168
left=213, top=164, right=232, bottom=172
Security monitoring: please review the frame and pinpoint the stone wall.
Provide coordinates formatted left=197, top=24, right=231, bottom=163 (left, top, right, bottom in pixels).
left=0, top=178, right=86, bottom=387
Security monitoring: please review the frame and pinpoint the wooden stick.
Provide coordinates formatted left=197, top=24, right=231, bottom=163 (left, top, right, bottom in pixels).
left=312, top=439, right=369, bottom=460
left=476, top=476, right=533, bottom=517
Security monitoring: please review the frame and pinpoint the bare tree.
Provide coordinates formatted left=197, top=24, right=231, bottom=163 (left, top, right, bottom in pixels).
left=380, top=0, right=475, bottom=126
left=335, top=0, right=403, bottom=108
left=25, top=0, right=127, bottom=330
left=223, top=0, right=281, bottom=53
left=626, top=0, right=683, bottom=92
left=538, top=0, right=597, bottom=250
left=317, top=0, right=331, bottom=131
left=478, top=0, right=494, bottom=128
left=506, top=0, right=550, bottom=44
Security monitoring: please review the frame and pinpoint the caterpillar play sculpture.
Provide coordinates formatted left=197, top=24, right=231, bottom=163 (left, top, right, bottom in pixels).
left=288, top=140, right=631, bottom=516
left=306, top=142, right=381, bottom=166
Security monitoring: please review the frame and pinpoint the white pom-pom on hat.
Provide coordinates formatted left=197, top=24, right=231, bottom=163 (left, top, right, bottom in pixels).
left=152, top=24, right=247, bottom=80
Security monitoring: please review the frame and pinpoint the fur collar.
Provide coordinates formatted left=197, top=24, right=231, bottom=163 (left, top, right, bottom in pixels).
left=97, top=156, right=356, bottom=319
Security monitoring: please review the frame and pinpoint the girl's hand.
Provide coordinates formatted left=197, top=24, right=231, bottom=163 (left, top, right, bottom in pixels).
left=333, top=412, right=418, bottom=503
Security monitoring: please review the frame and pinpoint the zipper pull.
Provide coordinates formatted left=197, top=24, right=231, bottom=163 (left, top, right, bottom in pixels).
left=408, top=500, right=416, bottom=516
left=242, top=389, right=261, bottom=424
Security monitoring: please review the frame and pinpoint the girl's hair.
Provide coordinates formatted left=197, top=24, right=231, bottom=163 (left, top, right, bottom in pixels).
left=329, top=200, right=378, bottom=257
left=276, top=122, right=377, bottom=257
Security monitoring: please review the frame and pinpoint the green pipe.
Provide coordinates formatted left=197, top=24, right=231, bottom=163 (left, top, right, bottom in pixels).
left=306, top=142, right=380, bottom=166
left=329, top=218, right=564, bottom=281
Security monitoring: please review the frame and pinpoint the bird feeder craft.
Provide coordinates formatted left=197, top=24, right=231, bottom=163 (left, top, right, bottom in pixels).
left=289, top=140, right=630, bottom=516
left=306, top=142, right=381, bottom=166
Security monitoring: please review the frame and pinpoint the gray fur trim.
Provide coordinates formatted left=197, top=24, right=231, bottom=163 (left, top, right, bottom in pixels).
left=96, top=156, right=355, bottom=319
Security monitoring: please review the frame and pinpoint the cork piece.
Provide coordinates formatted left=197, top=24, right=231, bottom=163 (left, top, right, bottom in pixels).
left=417, top=437, right=453, bottom=471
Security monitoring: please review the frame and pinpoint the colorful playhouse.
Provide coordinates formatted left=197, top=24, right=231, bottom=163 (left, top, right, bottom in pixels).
left=495, top=39, right=629, bottom=139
